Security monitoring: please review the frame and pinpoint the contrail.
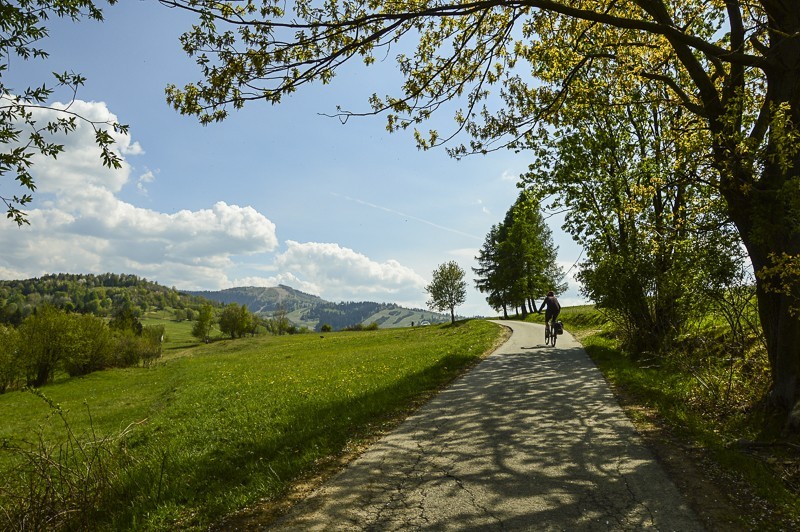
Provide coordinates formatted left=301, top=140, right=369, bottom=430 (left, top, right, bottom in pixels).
left=331, top=192, right=482, bottom=241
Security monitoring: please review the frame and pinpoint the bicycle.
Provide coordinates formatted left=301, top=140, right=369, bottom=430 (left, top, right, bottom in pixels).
left=544, top=317, right=557, bottom=347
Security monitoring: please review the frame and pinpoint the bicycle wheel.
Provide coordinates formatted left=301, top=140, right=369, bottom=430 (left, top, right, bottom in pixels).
left=551, top=324, right=557, bottom=347
left=544, top=324, right=551, bottom=346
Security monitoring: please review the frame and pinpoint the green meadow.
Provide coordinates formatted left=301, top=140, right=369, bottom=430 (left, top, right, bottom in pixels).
left=0, top=320, right=503, bottom=530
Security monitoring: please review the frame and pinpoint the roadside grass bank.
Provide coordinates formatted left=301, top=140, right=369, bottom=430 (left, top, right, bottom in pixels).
left=524, top=306, right=799, bottom=529
left=0, top=319, right=504, bottom=531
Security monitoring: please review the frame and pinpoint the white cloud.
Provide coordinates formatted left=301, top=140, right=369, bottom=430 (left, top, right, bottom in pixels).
left=448, top=247, right=479, bottom=261
left=0, top=100, right=280, bottom=288
left=274, top=241, right=427, bottom=303
left=0, top=99, right=431, bottom=308
left=137, top=169, right=157, bottom=195
left=24, top=99, right=135, bottom=195
left=500, top=169, right=519, bottom=182
left=474, top=199, right=491, bottom=215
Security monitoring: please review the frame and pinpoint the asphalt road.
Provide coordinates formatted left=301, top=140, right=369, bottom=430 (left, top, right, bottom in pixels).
left=269, top=320, right=703, bottom=531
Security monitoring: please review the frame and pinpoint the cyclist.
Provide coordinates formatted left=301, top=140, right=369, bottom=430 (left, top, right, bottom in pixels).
left=537, top=291, right=561, bottom=334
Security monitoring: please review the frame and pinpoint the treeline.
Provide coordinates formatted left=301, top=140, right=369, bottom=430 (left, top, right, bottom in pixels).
left=0, top=305, right=164, bottom=393
left=0, top=273, right=211, bottom=326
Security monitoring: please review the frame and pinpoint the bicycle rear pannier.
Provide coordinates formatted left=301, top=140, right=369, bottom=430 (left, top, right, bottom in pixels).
left=555, top=321, right=564, bottom=335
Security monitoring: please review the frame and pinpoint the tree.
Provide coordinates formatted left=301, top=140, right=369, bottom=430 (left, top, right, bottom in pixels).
left=17, top=305, right=73, bottom=387
left=474, top=193, right=565, bottom=318
left=108, top=304, right=143, bottom=336
left=61, top=312, right=113, bottom=377
left=473, top=224, right=511, bottom=318
left=523, top=79, right=745, bottom=353
left=162, top=2, right=800, bottom=419
left=502, top=192, right=566, bottom=315
left=265, top=304, right=291, bottom=335
left=192, top=303, right=214, bottom=343
left=426, top=261, right=467, bottom=325
left=1, top=0, right=126, bottom=225
left=218, top=302, right=253, bottom=339
left=0, top=325, right=20, bottom=393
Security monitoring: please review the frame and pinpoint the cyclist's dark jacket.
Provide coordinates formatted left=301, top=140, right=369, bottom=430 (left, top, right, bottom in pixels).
left=538, top=295, right=561, bottom=321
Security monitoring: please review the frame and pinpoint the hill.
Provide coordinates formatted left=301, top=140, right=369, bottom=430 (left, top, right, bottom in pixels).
left=0, top=273, right=212, bottom=325
left=184, top=285, right=451, bottom=331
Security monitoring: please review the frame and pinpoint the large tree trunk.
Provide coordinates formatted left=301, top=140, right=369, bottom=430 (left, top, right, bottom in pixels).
left=714, top=3, right=800, bottom=419
left=722, top=149, right=800, bottom=414
left=732, top=204, right=800, bottom=412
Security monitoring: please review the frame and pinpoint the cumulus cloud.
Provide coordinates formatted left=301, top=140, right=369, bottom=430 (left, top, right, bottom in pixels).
left=23, top=99, right=136, bottom=195
left=500, top=169, right=519, bottom=182
left=0, top=99, right=279, bottom=288
left=0, top=99, right=429, bottom=306
left=274, top=241, right=427, bottom=303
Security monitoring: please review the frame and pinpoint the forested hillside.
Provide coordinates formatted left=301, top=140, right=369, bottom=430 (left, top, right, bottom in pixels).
left=185, top=285, right=323, bottom=314
left=0, top=275, right=450, bottom=332
left=0, top=273, right=212, bottom=325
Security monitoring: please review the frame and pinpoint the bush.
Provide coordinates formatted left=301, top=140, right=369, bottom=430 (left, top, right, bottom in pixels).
left=342, top=322, right=380, bottom=332
left=0, top=325, right=20, bottom=393
left=111, top=332, right=143, bottom=368
left=62, top=314, right=114, bottom=377
left=17, top=306, right=72, bottom=387
left=140, top=325, right=165, bottom=366
left=320, top=323, right=332, bottom=333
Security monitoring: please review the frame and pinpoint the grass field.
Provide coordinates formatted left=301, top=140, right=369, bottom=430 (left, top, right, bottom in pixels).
left=141, top=313, right=203, bottom=352
left=0, top=319, right=504, bottom=530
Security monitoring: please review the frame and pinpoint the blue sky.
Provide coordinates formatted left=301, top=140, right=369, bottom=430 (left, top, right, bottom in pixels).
left=0, top=1, right=585, bottom=316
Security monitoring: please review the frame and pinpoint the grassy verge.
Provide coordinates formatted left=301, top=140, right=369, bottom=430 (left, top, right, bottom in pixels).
left=533, top=306, right=800, bottom=529
left=0, top=320, right=503, bottom=530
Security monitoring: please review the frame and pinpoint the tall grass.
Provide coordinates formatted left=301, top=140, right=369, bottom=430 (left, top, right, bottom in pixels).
left=0, top=320, right=501, bottom=530
left=546, top=306, right=800, bottom=528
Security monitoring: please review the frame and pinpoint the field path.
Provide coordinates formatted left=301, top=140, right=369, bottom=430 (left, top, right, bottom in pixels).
left=268, top=320, right=702, bottom=530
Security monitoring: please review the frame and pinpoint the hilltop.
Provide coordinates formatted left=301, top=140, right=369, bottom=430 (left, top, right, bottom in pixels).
left=184, top=285, right=451, bottom=331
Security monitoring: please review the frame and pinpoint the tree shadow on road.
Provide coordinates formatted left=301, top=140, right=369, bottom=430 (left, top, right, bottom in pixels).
left=269, top=337, right=701, bottom=531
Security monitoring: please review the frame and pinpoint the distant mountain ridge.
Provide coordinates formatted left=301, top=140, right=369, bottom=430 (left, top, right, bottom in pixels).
left=183, top=285, right=450, bottom=331
left=184, top=285, right=323, bottom=314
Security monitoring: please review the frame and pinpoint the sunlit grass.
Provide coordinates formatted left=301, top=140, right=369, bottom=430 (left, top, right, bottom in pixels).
left=1, top=320, right=502, bottom=530
left=141, top=313, right=201, bottom=352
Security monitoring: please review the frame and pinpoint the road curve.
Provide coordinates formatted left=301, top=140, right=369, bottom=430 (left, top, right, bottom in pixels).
left=268, top=320, right=702, bottom=531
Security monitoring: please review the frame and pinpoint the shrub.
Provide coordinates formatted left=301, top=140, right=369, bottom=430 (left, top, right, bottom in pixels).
left=0, top=390, right=133, bottom=531
left=342, top=322, right=380, bottom=332
left=17, top=305, right=72, bottom=387
left=111, top=332, right=143, bottom=368
left=140, top=325, right=165, bottom=366
left=0, top=325, right=20, bottom=393
left=62, top=314, right=114, bottom=377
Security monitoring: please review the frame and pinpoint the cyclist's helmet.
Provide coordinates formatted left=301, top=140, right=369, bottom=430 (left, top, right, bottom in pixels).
left=547, top=291, right=554, bottom=297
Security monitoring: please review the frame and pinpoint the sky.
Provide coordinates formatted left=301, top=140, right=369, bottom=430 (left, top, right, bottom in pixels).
left=0, top=1, right=586, bottom=316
